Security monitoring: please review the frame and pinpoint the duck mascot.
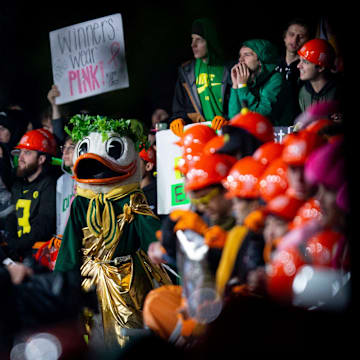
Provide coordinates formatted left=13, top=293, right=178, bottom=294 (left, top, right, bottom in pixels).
left=54, top=115, right=171, bottom=347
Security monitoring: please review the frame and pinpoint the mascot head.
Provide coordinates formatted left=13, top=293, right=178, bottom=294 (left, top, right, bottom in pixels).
left=66, top=115, right=147, bottom=193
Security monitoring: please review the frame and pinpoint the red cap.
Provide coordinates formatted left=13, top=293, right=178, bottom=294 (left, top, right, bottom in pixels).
left=175, top=124, right=216, bottom=153
left=258, top=157, right=288, bottom=203
left=282, top=130, right=326, bottom=166
left=289, top=198, right=322, bottom=230
left=305, top=229, right=343, bottom=266
left=185, top=153, right=236, bottom=191
left=264, top=192, right=305, bottom=222
left=253, top=141, right=284, bottom=167
left=14, top=128, right=57, bottom=156
left=298, top=38, right=336, bottom=68
left=229, top=108, right=274, bottom=143
left=222, top=156, right=266, bottom=199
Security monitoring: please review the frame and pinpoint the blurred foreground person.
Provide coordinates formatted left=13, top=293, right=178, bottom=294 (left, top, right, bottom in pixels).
left=145, top=149, right=236, bottom=346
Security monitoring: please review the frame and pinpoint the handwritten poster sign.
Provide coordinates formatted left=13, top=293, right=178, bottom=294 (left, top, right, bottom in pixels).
left=49, top=13, right=129, bottom=104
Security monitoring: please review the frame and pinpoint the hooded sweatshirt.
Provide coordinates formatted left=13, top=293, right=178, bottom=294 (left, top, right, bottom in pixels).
left=170, top=18, right=231, bottom=124
left=228, top=39, right=284, bottom=123
left=299, top=76, right=340, bottom=113
left=193, top=18, right=226, bottom=121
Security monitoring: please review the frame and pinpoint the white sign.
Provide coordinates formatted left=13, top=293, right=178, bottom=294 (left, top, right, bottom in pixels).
left=49, top=13, right=129, bottom=104
left=156, top=125, right=201, bottom=215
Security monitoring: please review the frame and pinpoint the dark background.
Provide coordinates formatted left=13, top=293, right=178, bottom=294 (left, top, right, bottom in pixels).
left=0, top=1, right=356, bottom=343
left=0, top=1, right=344, bottom=129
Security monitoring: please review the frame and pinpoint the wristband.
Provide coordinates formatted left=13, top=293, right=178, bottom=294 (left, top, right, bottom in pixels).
left=238, top=83, right=247, bottom=89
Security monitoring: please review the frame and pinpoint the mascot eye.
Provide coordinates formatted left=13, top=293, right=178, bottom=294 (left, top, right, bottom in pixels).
left=106, top=138, right=124, bottom=160
left=78, top=138, right=90, bottom=157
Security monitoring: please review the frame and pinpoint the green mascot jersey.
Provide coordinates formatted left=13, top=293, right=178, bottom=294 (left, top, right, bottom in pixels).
left=55, top=190, right=161, bottom=272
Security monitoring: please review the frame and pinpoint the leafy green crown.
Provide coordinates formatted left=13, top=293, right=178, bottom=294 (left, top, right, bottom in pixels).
left=64, top=114, right=149, bottom=152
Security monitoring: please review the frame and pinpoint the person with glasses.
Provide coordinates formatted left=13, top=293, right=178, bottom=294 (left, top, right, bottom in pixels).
left=145, top=149, right=236, bottom=343
left=56, top=137, right=76, bottom=236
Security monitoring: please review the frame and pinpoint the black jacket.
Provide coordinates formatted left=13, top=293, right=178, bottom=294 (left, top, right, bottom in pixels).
left=5, top=171, right=56, bottom=260
left=275, top=57, right=303, bottom=125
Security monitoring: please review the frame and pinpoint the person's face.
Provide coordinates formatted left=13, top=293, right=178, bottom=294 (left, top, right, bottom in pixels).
left=191, top=34, right=208, bottom=60
left=316, top=183, right=342, bottom=228
left=0, top=125, right=11, bottom=143
left=151, top=109, right=169, bottom=128
left=297, top=57, right=322, bottom=81
left=232, top=197, right=259, bottom=225
left=284, top=24, right=309, bottom=54
left=287, top=165, right=309, bottom=199
left=62, top=139, right=75, bottom=168
left=190, top=186, right=231, bottom=223
left=239, top=46, right=261, bottom=72
left=16, top=149, right=43, bottom=178
left=263, top=215, right=289, bottom=244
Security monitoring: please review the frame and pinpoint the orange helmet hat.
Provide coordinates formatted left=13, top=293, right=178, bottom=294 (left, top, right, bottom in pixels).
left=222, top=156, right=266, bottom=199
left=203, top=135, right=225, bottom=155
left=264, top=192, right=305, bottom=222
left=258, top=157, right=288, bottom=203
left=14, top=128, right=57, bottom=156
left=288, top=198, right=322, bottom=230
left=305, top=118, right=333, bottom=135
left=298, top=38, right=336, bottom=69
left=282, top=130, right=326, bottom=166
left=202, top=135, right=237, bottom=168
left=174, top=125, right=216, bottom=176
left=228, top=108, right=274, bottom=143
left=253, top=141, right=284, bottom=167
left=175, top=155, right=200, bottom=176
left=175, top=124, right=217, bottom=154
left=266, top=246, right=306, bottom=302
left=185, top=153, right=236, bottom=191
left=139, top=145, right=156, bottom=164
left=305, top=229, right=344, bottom=267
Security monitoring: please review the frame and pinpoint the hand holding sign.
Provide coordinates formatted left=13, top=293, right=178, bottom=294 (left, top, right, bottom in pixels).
left=49, top=14, right=129, bottom=104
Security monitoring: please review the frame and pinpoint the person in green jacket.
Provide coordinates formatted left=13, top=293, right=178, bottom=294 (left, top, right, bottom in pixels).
left=229, top=39, right=285, bottom=125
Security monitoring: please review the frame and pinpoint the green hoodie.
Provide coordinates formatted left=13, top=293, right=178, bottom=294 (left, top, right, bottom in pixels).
left=228, top=39, right=284, bottom=123
left=192, top=18, right=226, bottom=121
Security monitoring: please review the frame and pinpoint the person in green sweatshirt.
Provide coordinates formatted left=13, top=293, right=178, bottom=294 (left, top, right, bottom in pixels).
left=169, top=18, right=232, bottom=136
left=229, top=39, right=286, bottom=125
